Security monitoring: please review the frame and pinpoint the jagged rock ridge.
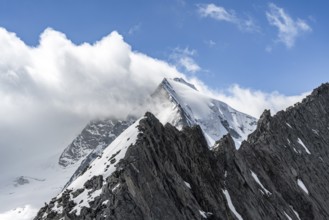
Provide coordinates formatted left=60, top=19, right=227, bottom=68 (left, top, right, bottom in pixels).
left=35, top=82, right=329, bottom=220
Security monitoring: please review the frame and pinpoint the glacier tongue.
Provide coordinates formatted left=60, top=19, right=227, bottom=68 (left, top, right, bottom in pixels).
left=153, top=78, right=257, bottom=148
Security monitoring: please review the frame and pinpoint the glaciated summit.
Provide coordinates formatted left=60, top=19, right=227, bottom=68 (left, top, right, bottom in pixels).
left=153, top=78, right=257, bottom=147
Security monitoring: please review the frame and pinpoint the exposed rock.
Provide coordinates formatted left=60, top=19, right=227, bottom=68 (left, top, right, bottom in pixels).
left=84, top=175, right=103, bottom=191
left=14, top=176, right=30, bottom=186
left=35, top=83, right=329, bottom=220
left=59, top=117, right=135, bottom=168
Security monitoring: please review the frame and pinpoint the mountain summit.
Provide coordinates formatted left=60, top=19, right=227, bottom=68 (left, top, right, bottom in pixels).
left=152, top=78, right=257, bottom=147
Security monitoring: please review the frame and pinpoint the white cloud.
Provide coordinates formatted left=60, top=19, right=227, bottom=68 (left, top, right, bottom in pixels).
left=266, top=3, right=312, bottom=48
left=205, top=40, right=216, bottom=47
left=0, top=27, right=186, bottom=178
left=192, top=81, right=309, bottom=118
left=169, top=47, right=201, bottom=73
left=265, top=45, right=273, bottom=53
left=198, top=3, right=237, bottom=22
left=128, top=23, right=141, bottom=35
left=197, top=3, right=260, bottom=32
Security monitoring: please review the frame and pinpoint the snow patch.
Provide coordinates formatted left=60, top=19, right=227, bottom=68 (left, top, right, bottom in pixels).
left=251, top=170, right=271, bottom=195
left=290, top=205, right=301, bottom=220
left=199, top=210, right=207, bottom=218
left=286, top=123, right=292, bottom=128
left=71, top=188, right=102, bottom=216
left=112, top=183, right=120, bottom=192
left=184, top=181, right=191, bottom=189
left=102, top=200, right=109, bottom=205
left=52, top=201, right=63, bottom=214
left=297, top=138, right=311, bottom=154
left=222, top=189, right=244, bottom=220
left=312, top=129, right=319, bottom=135
left=284, top=211, right=292, bottom=220
left=297, top=178, right=309, bottom=194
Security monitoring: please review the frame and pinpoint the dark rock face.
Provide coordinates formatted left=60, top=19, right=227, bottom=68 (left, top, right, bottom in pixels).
left=234, top=83, right=329, bottom=220
left=14, top=176, right=29, bottom=186
left=35, top=83, right=329, bottom=220
left=35, top=113, right=230, bottom=220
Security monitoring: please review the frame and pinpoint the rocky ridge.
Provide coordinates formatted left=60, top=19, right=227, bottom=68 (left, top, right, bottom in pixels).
left=36, top=83, right=329, bottom=219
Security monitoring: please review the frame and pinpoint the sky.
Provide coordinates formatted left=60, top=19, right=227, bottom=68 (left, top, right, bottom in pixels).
left=0, top=0, right=327, bottom=94
left=0, top=0, right=328, bottom=216
left=0, top=1, right=326, bottom=159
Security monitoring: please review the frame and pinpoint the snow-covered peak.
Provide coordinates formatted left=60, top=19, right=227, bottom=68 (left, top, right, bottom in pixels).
left=173, top=77, right=198, bottom=91
left=155, top=78, right=257, bottom=148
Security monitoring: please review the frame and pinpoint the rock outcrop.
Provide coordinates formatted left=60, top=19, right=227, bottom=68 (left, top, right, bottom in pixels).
left=35, top=83, right=329, bottom=220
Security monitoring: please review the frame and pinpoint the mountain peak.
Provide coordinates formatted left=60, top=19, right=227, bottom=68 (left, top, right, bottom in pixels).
left=154, top=77, right=257, bottom=147
left=172, top=77, right=198, bottom=90
left=301, top=82, right=329, bottom=104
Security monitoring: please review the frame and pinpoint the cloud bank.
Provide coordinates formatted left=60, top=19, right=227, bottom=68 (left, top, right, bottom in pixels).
left=266, top=3, right=312, bottom=48
left=0, top=27, right=186, bottom=175
left=0, top=28, right=184, bottom=120
left=189, top=78, right=309, bottom=118
left=0, top=27, right=309, bottom=179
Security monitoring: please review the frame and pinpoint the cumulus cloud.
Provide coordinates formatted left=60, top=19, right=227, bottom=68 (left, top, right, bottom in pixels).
left=169, top=47, right=201, bottom=73
left=0, top=27, right=186, bottom=176
left=266, top=3, right=312, bottom=48
left=197, top=3, right=260, bottom=32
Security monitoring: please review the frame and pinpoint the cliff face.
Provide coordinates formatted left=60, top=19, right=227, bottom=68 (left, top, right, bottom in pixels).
left=35, top=113, right=230, bottom=220
left=233, top=83, right=329, bottom=220
left=35, top=83, right=329, bottom=220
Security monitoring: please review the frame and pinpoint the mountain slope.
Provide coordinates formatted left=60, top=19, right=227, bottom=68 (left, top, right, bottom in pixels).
left=152, top=78, right=257, bottom=147
left=35, top=83, right=329, bottom=220
left=59, top=117, right=135, bottom=167
left=0, top=117, right=135, bottom=219
left=1, top=77, right=257, bottom=220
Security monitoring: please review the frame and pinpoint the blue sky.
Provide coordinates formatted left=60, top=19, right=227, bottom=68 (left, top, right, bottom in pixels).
left=0, top=0, right=328, bottom=94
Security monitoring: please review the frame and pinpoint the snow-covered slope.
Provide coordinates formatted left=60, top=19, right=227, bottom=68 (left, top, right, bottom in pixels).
left=0, top=152, right=80, bottom=220
left=0, top=117, right=135, bottom=219
left=67, top=118, right=141, bottom=191
left=59, top=118, right=135, bottom=167
left=153, top=78, right=257, bottom=148
left=46, top=118, right=143, bottom=217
